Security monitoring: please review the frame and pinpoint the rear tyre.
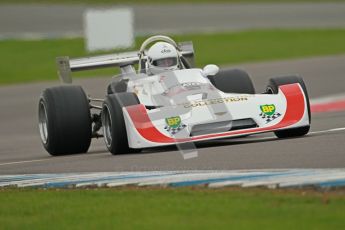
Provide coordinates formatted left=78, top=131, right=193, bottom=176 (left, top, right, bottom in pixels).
left=38, top=85, right=92, bottom=156
left=102, top=92, right=142, bottom=155
left=208, top=69, right=255, bottom=94
left=266, top=75, right=311, bottom=138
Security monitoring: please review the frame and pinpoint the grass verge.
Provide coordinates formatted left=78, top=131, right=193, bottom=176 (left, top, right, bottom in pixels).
left=1, top=29, right=345, bottom=85
left=0, top=187, right=345, bottom=229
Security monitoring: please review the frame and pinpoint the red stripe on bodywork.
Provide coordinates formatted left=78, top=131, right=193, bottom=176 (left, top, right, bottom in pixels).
left=126, top=104, right=176, bottom=142
left=126, top=83, right=306, bottom=143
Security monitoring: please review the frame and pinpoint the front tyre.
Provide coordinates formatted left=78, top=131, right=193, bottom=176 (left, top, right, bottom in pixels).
left=208, top=69, right=255, bottom=94
left=38, top=85, right=92, bottom=156
left=102, top=92, right=142, bottom=155
left=266, top=75, right=311, bottom=138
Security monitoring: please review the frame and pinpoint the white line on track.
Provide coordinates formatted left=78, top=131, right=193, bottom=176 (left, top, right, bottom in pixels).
left=309, top=127, right=345, bottom=135
left=0, top=127, right=344, bottom=167
left=0, top=159, right=49, bottom=166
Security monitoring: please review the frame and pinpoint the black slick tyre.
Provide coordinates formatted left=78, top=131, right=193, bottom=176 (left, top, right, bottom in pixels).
left=266, top=75, right=311, bottom=138
left=208, top=69, right=255, bottom=94
left=102, top=92, right=142, bottom=155
left=38, top=85, right=92, bottom=156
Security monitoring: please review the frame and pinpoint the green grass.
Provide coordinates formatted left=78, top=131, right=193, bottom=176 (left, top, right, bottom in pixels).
left=2, top=0, right=345, bottom=4
left=0, top=188, right=345, bottom=229
left=1, top=29, right=345, bottom=85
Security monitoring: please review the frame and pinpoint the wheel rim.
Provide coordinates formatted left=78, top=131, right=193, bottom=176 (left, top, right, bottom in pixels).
left=38, top=100, right=48, bottom=144
left=102, top=105, right=112, bottom=148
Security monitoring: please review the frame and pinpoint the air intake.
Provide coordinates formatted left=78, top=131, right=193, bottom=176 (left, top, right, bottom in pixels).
left=190, top=119, right=257, bottom=136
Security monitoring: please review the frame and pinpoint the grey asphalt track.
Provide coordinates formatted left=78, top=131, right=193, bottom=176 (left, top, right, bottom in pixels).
left=0, top=55, right=344, bottom=174
left=1, top=3, right=345, bottom=38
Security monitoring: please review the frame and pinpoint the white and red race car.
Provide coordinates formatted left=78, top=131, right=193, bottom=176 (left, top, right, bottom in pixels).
left=38, top=35, right=310, bottom=156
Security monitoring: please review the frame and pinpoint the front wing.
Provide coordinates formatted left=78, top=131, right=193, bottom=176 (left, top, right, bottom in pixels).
left=122, top=83, right=309, bottom=148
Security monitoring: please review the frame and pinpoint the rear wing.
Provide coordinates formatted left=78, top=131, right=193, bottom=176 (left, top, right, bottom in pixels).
left=56, top=41, right=194, bottom=83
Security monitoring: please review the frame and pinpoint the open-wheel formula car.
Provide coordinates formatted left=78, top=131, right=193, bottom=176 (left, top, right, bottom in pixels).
left=38, top=35, right=311, bottom=156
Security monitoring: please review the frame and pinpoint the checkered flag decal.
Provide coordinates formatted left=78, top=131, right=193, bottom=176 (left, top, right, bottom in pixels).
left=260, top=112, right=282, bottom=123
left=164, top=124, right=187, bottom=135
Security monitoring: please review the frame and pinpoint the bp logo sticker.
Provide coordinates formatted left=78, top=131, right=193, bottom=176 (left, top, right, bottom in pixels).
left=165, top=116, right=181, bottom=128
left=164, top=116, right=187, bottom=135
left=259, top=104, right=281, bottom=123
left=260, top=104, right=276, bottom=116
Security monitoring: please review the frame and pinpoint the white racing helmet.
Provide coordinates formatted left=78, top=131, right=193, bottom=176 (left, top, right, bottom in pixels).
left=146, top=42, right=179, bottom=75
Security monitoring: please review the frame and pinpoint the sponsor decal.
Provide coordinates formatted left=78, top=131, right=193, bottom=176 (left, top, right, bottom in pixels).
left=161, top=44, right=171, bottom=54
left=181, top=82, right=202, bottom=90
left=161, top=48, right=171, bottom=54
left=164, top=116, right=187, bottom=135
left=182, top=96, right=249, bottom=108
left=166, top=116, right=181, bottom=128
left=162, top=82, right=202, bottom=96
left=260, top=104, right=275, bottom=116
left=259, top=104, right=282, bottom=123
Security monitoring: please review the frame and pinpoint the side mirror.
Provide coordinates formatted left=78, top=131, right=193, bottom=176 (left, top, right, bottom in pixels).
left=203, top=64, right=219, bottom=76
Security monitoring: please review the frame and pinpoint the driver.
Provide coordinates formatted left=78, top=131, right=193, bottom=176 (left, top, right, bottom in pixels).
left=146, top=42, right=180, bottom=75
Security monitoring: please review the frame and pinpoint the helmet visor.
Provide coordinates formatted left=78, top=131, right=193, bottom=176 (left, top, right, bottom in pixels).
left=152, top=57, right=177, bottom=68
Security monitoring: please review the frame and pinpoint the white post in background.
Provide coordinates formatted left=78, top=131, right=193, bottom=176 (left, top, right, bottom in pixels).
left=84, top=8, right=134, bottom=52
